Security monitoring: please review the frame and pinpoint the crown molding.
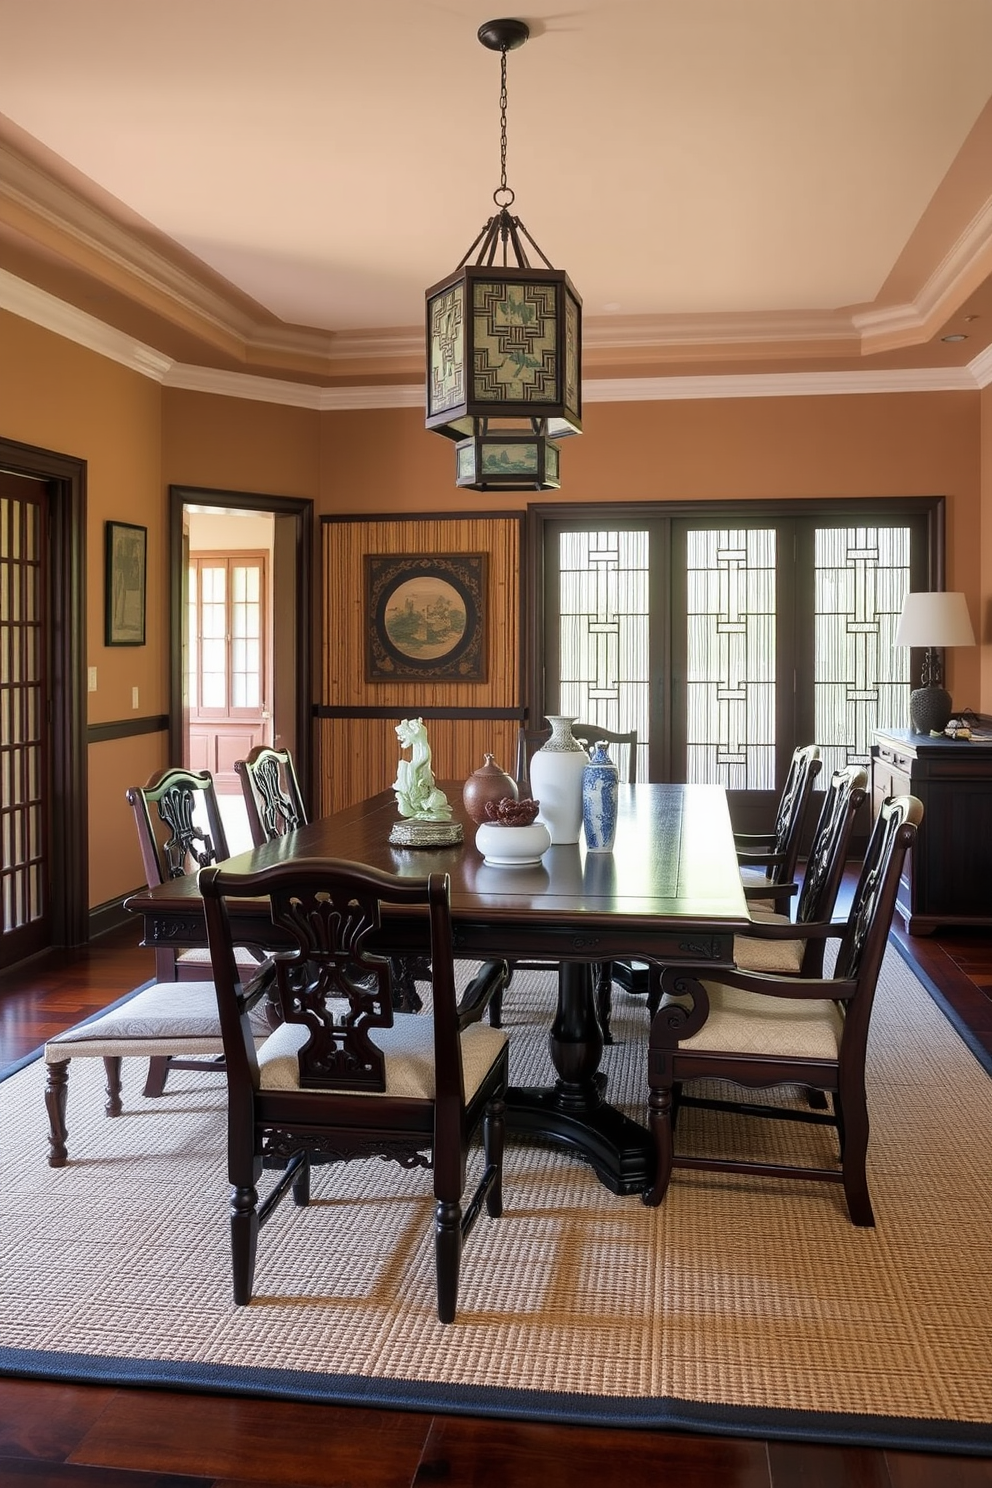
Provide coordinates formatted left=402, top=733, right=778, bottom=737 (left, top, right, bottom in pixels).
left=0, top=266, right=173, bottom=378
left=0, top=138, right=258, bottom=354
left=852, top=194, right=992, bottom=352
left=582, top=309, right=858, bottom=350
left=5, top=129, right=992, bottom=378
left=2, top=266, right=988, bottom=408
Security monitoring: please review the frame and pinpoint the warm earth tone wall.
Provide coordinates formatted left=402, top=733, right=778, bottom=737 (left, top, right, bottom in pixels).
left=0, top=307, right=987, bottom=919
left=0, top=310, right=166, bottom=907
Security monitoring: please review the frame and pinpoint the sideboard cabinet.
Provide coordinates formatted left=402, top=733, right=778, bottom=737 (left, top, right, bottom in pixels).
left=871, top=728, right=992, bottom=934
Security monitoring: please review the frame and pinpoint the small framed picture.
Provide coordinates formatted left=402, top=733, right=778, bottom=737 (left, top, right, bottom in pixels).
left=365, top=553, right=487, bottom=682
left=105, top=521, right=147, bottom=646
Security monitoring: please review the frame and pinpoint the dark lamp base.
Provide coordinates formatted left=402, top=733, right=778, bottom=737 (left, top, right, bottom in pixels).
left=909, top=685, right=952, bottom=735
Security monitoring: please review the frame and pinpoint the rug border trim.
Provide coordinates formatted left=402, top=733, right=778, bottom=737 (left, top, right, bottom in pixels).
left=0, top=1347, right=990, bottom=1456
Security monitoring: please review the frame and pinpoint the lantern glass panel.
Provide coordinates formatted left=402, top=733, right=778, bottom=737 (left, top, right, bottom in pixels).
left=427, top=281, right=465, bottom=419
left=472, top=280, right=559, bottom=406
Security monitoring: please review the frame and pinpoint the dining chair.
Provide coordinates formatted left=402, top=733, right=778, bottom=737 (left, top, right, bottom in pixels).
left=734, top=743, right=822, bottom=903
left=126, top=766, right=266, bottom=1097
left=729, top=764, right=869, bottom=981
left=200, top=856, right=512, bottom=1323
left=234, top=744, right=307, bottom=846
left=643, top=792, right=923, bottom=1225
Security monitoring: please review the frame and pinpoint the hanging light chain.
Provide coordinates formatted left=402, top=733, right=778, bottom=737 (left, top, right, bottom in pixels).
left=494, top=45, right=514, bottom=209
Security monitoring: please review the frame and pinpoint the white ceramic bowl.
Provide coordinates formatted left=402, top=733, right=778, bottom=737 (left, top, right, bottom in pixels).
left=475, top=819, right=552, bottom=867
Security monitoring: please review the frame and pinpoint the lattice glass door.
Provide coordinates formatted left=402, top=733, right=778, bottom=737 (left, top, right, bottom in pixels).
left=540, top=506, right=929, bottom=808
left=0, top=475, right=48, bottom=966
left=549, top=528, right=651, bottom=782
left=813, top=525, right=911, bottom=780
left=682, top=527, right=777, bottom=789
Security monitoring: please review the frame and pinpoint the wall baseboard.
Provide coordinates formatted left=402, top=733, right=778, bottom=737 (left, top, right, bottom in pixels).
left=89, top=894, right=141, bottom=941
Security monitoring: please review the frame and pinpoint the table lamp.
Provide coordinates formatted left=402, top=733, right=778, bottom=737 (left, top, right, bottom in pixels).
left=894, top=590, right=976, bottom=734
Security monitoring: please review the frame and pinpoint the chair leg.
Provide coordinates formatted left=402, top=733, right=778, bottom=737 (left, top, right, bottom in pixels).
left=103, top=1056, right=123, bottom=1117
left=483, top=1095, right=505, bottom=1218
left=291, top=1152, right=311, bottom=1207
left=143, top=1056, right=171, bottom=1098
left=643, top=1081, right=674, bottom=1207
left=44, top=1059, right=70, bottom=1168
left=230, top=1183, right=260, bottom=1305
left=595, top=961, right=614, bottom=1045
left=488, top=985, right=503, bottom=1029
left=434, top=1198, right=463, bottom=1325
left=837, top=1084, right=875, bottom=1227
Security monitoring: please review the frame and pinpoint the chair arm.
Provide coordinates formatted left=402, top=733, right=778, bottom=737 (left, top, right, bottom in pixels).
left=739, top=917, right=843, bottom=942
left=744, top=879, right=799, bottom=904
left=706, top=963, right=858, bottom=1001
left=240, top=956, right=278, bottom=1010
left=736, top=847, right=788, bottom=867
left=457, top=959, right=511, bottom=1030
left=733, top=831, right=778, bottom=850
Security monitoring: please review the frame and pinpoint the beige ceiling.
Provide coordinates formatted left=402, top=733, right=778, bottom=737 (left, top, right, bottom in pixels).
left=3, top=0, right=992, bottom=391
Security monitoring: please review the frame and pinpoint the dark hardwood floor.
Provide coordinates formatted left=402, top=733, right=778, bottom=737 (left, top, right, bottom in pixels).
left=2, top=910, right=991, bottom=1488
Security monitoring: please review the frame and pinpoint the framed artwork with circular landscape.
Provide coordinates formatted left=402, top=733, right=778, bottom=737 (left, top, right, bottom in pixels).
left=365, top=553, right=488, bottom=681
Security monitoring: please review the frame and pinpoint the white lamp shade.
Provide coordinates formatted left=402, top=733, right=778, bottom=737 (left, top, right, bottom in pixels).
left=894, top=591, right=976, bottom=649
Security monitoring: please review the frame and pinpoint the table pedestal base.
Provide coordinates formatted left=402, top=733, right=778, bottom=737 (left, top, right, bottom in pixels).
left=505, top=1084, right=653, bottom=1195
left=504, top=959, right=653, bottom=1196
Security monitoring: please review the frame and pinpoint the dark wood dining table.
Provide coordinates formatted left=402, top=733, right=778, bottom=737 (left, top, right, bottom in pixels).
left=125, top=782, right=749, bottom=1196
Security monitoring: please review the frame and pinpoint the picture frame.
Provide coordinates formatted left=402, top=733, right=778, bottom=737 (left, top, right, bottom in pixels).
left=365, top=553, right=487, bottom=682
left=105, top=521, right=147, bottom=646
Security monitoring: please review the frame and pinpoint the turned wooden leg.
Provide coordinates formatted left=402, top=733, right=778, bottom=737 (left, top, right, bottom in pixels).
left=230, top=1183, right=260, bottom=1305
left=45, top=1059, right=70, bottom=1167
left=643, top=1082, right=674, bottom=1207
left=483, top=1095, right=505, bottom=1219
left=143, top=1056, right=171, bottom=1098
left=103, top=1056, right=123, bottom=1118
left=434, top=1198, right=462, bottom=1325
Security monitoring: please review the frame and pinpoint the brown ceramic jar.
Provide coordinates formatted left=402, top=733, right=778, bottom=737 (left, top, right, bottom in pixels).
left=462, top=754, right=519, bottom=825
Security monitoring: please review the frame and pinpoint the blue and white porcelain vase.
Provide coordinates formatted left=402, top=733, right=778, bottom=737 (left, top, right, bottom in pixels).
left=582, top=741, right=619, bottom=852
left=528, top=715, right=587, bottom=845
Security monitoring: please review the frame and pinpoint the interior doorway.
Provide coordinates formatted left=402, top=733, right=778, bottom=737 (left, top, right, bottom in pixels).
left=168, top=486, right=314, bottom=825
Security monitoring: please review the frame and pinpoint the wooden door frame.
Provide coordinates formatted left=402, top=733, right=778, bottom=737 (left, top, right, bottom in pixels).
left=168, top=486, right=314, bottom=802
left=0, top=435, right=88, bottom=949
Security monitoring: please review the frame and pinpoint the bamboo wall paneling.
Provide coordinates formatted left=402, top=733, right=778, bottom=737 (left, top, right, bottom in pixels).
left=316, top=717, right=521, bottom=816
left=320, top=516, right=524, bottom=814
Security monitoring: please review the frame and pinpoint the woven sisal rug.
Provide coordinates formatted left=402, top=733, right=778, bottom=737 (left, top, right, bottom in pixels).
left=1, top=946, right=990, bottom=1454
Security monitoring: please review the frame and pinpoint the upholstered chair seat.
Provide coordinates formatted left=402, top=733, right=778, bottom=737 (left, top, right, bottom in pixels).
left=256, top=1013, right=507, bottom=1099
left=43, top=978, right=271, bottom=1167
left=670, top=981, right=844, bottom=1059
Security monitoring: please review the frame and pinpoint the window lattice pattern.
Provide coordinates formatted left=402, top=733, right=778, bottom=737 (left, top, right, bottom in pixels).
left=814, top=526, right=910, bottom=779
left=685, top=528, right=776, bottom=790
left=0, top=492, right=44, bottom=935
left=231, top=563, right=261, bottom=709
left=557, top=531, right=649, bottom=781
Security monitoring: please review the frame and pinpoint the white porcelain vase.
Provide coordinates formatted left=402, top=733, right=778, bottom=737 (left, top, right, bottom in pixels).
left=528, top=715, right=587, bottom=845
left=475, top=819, right=552, bottom=867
